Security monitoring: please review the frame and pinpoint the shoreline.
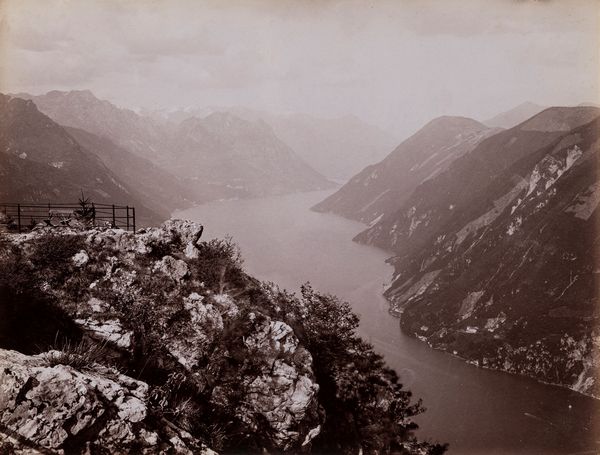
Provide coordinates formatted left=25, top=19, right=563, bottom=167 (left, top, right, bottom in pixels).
left=387, top=305, right=600, bottom=402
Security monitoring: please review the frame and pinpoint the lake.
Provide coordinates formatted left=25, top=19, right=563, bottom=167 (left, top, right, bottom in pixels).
left=175, top=190, right=599, bottom=454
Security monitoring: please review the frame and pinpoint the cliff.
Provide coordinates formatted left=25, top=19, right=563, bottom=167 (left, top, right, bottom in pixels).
left=351, top=108, right=600, bottom=399
left=0, top=221, right=446, bottom=454
left=312, top=116, right=496, bottom=224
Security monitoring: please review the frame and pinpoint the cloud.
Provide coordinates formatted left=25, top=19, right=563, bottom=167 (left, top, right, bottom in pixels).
left=0, top=0, right=598, bottom=135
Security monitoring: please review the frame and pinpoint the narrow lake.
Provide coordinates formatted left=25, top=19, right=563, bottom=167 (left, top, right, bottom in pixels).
left=175, top=190, right=599, bottom=454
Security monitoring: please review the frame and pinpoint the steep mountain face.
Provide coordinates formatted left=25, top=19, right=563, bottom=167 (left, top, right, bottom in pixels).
left=174, top=112, right=333, bottom=197
left=156, top=107, right=398, bottom=181
left=15, top=90, right=172, bottom=164
left=357, top=107, right=600, bottom=252
left=0, top=94, right=161, bottom=226
left=312, top=116, right=496, bottom=224
left=236, top=110, right=399, bottom=181
left=357, top=107, right=600, bottom=397
left=484, top=102, right=546, bottom=129
left=64, top=126, right=193, bottom=215
left=18, top=91, right=332, bottom=198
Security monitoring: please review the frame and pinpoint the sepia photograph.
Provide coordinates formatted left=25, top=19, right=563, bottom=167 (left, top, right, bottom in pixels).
left=0, top=0, right=598, bottom=453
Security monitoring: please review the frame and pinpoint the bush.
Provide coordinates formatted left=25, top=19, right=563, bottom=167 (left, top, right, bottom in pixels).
left=191, top=237, right=244, bottom=292
left=43, top=338, right=109, bottom=371
left=276, top=284, right=447, bottom=455
left=29, top=234, right=86, bottom=285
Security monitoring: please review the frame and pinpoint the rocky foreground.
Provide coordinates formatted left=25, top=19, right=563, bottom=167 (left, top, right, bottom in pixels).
left=0, top=221, right=446, bottom=454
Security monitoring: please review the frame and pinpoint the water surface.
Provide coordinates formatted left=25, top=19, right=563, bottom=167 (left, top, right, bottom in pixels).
left=176, top=190, right=599, bottom=454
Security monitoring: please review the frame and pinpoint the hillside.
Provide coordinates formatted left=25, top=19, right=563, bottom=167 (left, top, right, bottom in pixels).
left=312, top=116, right=496, bottom=224
left=0, top=94, right=161, bottom=226
left=484, top=102, right=546, bottom=129
left=14, top=90, right=172, bottom=164
left=354, top=106, right=600, bottom=397
left=0, top=221, right=446, bottom=454
left=175, top=112, right=333, bottom=196
left=232, top=110, right=399, bottom=181
left=18, top=91, right=333, bottom=199
left=155, top=107, right=398, bottom=181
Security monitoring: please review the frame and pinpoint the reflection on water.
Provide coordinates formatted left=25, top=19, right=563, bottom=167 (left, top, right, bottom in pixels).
left=176, top=190, right=600, bottom=454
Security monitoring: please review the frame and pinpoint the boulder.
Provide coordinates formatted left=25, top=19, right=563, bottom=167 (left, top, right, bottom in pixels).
left=74, top=318, right=133, bottom=349
left=166, top=293, right=224, bottom=369
left=161, top=219, right=204, bottom=259
left=238, top=319, right=320, bottom=450
left=153, top=255, right=190, bottom=282
left=0, top=349, right=209, bottom=454
left=72, top=250, right=89, bottom=267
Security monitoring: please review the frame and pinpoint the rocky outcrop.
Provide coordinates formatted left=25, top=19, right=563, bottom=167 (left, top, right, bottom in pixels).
left=0, top=218, right=443, bottom=453
left=237, top=319, right=320, bottom=449
left=0, top=220, right=324, bottom=452
left=0, top=349, right=212, bottom=454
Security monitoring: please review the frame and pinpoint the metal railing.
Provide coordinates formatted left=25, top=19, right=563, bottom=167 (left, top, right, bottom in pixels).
left=0, top=202, right=136, bottom=233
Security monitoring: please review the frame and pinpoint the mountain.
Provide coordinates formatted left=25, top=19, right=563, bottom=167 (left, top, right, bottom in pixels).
left=312, top=116, right=497, bottom=224
left=355, top=106, right=600, bottom=397
left=14, top=90, right=173, bottom=164
left=0, top=94, right=162, bottom=226
left=239, top=111, right=398, bottom=181
left=484, top=102, right=546, bottom=129
left=64, top=126, right=193, bottom=216
left=18, top=91, right=332, bottom=198
left=159, top=107, right=398, bottom=181
left=173, top=112, right=334, bottom=196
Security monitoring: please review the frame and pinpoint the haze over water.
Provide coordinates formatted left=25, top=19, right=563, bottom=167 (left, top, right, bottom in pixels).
left=176, top=190, right=600, bottom=455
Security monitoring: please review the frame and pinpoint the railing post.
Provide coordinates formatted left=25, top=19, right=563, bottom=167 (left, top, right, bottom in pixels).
left=132, top=207, right=136, bottom=233
left=91, top=203, right=96, bottom=227
left=112, top=205, right=116, bottom=228
left=17, top=204, right=21, bottom=233
left=126, top=206, right=130, bottom=231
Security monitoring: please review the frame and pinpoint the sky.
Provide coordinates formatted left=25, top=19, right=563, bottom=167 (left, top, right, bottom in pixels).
left=0, top=0, right=599, bottom=137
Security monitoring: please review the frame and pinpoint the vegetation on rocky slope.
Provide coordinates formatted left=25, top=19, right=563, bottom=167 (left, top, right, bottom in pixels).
left=355, top=111, right=600, bottom=399
left=0, top=221, right=446, bottom=454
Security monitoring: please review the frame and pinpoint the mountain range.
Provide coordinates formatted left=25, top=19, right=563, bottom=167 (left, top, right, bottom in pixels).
left=314, top=105, right=600, bottom=397
left=483, top=101, right=546, bottom=129
left=152, top=106, right=398, bottom=181
left=312, top=116, right=498, bottom=223
left=0, top=94, right=162, bottom=226
left=14, top=90, right=333, bottom=201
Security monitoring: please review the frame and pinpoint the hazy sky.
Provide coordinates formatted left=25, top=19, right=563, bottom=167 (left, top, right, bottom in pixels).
left=1, top=0, right=598, bottom=136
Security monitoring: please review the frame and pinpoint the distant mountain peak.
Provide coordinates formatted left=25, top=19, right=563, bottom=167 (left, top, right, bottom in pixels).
left=423, top=115, right=487, bottom=130
left=484, top=102, right=546, bottom=129
left=45, top=89, right=97, bottom=101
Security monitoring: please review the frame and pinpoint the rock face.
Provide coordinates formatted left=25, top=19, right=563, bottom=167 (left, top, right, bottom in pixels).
left=0, top=349, right=210, bottom=454
left=237, top=319, right=320, bottom=449
left=312, top=116, right=496, bottom=224
left=0, top=220, right=324, bottom=452
left=344, top=106, right=600, bottom=398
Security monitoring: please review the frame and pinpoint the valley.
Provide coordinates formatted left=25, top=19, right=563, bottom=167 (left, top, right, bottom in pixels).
left=176, top=190, right=600, bottom=454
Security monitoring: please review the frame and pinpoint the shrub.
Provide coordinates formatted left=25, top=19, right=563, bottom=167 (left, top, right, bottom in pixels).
left=29, top=234, right=86, bottom=285
left=275, top=284, right=447, bottom=454
left=191, top=237, right=244, bottom=292
left=42, top=338, right=108, bottom=371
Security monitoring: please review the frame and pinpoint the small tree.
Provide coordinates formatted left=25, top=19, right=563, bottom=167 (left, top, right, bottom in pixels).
left=74, top=191, right=95, bottom=227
